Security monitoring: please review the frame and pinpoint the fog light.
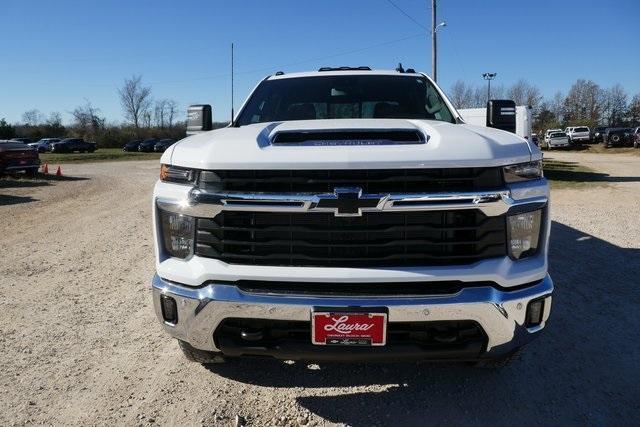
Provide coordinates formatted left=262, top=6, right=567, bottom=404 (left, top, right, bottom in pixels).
left=159, top=209, right=195, bottom=258
left=507, top=209, right=542, bottom=260
left=160, top=294, right=178, bottom=324
left=526, top=298, right=545, bottom=327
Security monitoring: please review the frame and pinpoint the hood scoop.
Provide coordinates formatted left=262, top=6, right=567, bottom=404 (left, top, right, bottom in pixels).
left=270, top=129, right=426, bottom=146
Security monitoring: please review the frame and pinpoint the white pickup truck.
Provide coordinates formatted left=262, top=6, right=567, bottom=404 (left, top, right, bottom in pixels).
left=152, top=68, right=552, bottom=367
left=565, top=126, right=591, bottom=144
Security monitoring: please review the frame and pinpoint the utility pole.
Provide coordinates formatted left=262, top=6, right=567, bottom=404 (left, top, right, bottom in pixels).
left=482, top=72, right=497, bottom=103
left=431, top=0, right=436, bottom=82
left=431, top=1, right=446, bottom=83
left=231, top=43, right=234, bottom=123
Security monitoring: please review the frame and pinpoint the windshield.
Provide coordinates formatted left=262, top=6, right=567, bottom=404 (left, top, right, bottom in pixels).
left=575, top=127, right=589, bottom=132
left=550, top=132, right=566, bottom=138
left=235, top=74, right=455, bottom=126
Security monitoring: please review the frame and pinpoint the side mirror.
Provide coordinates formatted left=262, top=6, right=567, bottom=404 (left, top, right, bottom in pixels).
left=186, top=104, right=213, bottom=135
left=486, top=100, right=516, bottom=134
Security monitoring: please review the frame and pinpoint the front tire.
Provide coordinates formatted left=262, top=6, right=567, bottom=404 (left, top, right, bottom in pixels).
left=178, top=340, right=227, bottom=364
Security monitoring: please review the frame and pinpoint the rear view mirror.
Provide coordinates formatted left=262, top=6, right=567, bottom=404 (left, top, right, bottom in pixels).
left=186, top=105, right=212, bottom=135
left=486, top=100, right=516, bottom=134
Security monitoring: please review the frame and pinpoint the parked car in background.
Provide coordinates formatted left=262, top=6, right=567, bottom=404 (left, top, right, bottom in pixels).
left=545, top=131, right=570, bottom=150
left=565, top=126, right=591, bottom=144
left=9, top=137, right=34, bottom=145
left=50, top=138, right=97, bottom=153
left=544, top=129, right=562, bottom=146
left=123, top=140, right=142, bottom=152
left=153, top=139, right=175, bottom=152
left=29, top=138, right=61, bottom=153
left=592, top=126, right=608, bottom=143
left=138, top=138, right=158, bottom=152
left=0, top=140, right=40, bottom=176
left=632, top=127, right=640, bottom=148
left=603, top=128, right=633, bottom=147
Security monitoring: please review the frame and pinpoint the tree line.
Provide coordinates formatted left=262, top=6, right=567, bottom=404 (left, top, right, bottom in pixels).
left=449, top=78, right=640, bottom=134
left=2, top=75, right=638, bottom=145
left=0, top=75, right=228, bottom=147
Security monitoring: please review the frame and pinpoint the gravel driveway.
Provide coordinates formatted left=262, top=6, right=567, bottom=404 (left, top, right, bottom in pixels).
left=1, top=153, right=639, bottom=426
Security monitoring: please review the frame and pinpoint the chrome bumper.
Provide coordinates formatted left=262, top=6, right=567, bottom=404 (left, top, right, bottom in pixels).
left=152, top=274, right=553, bottom=357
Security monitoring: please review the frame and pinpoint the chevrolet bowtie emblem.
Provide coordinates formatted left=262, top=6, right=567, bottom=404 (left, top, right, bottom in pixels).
left=316, top=187, right=382, bottom=217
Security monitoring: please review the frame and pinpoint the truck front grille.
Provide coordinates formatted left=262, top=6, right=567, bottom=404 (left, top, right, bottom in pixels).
left=195, top=210, right=507, bottom=267
left=213, top=168, right=503, bottom=193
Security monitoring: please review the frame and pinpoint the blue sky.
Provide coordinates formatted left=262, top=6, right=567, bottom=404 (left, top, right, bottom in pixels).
left=2, top=0, right=638, bottom=124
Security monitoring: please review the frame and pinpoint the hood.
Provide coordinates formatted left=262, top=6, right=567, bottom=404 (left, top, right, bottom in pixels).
left=166, top=119, right=533, bottom=170
left=0, top=142, right=37, bottom=152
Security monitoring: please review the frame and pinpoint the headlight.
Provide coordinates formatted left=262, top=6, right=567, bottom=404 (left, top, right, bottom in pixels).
left=160, top=164, right=197, bottom=184
left=159, top=209, right=195, bottom=258
left=507, top=209, right=542, bottom=260
left=503, top=161, right=542, bottom=183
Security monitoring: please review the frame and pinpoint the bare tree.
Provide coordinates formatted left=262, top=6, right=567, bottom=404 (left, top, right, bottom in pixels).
left=154, top=99, right=167, bottom=129
left=70, top=100, right=104, bottom=133
left=142, top=111, right=151, bottom=128
left=166, top=100, right=178, bottom=128
left=471, top=86, right=486, bottom=108
left=46, top=111, right=63, bottom=127
left=602, top=84, right=628, bottom=127
left=563, top=79, right=601, bottom=126
left=22, top=109, right=44, bottom=126
left=550, top=92, right=565, bottom=124
left=449, top=81, right=474, bottom=109
left=506, top=80, right=542, bottom=110
left=629, top=93, right=640, bottom=125
left=118, top=75, right=152, bottom=133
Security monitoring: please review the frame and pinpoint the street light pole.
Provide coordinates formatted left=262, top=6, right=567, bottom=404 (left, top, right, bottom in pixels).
left=482, top=72, right=497, bottom=103
left=431, top=0, right=436, bottom=82
left=431, top=1, right=446, bottom=83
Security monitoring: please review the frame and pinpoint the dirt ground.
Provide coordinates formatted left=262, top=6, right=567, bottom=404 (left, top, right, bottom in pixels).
left=1, top=152, right=639, bottom=426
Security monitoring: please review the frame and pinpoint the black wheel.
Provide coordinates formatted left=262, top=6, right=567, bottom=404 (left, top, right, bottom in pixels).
left=25, top=168, right=38, bottom=178
left=611, top=134, right=621, bottom=145
left=470, top=347, right=523, bottom=368
left=178, top=340, right=227, bottom=364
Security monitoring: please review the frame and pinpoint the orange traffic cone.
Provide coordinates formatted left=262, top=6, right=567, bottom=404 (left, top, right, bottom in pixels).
left=56, top=166, right=62, bottom=177
left=42, top=163, right=49, bottom=174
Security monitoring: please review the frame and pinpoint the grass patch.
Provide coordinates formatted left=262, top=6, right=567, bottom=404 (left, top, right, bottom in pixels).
left=40, top=148, right=162, bottom=164
left=543, top=159, right=608, bottom=189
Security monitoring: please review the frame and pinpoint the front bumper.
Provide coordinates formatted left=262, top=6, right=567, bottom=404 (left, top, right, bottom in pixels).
left=152, top=274, right=553, bottom=360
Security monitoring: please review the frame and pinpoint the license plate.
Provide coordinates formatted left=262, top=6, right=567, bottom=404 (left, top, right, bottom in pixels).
left=311, top=311, right=387, bottom=346
left=19, top=160, right=27, bottom=164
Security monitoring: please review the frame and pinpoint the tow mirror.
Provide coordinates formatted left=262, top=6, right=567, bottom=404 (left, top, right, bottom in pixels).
left=486, top=100, right=516, bottom=134
left=186, top=104, right=212, bottom=135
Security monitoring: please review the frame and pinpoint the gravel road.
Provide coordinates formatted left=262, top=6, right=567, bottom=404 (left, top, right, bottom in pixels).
left=1, top=153, right=639, bottom=426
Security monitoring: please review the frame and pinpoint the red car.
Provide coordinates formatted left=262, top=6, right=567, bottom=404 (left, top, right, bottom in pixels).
left=0, top=140, right=40, bottom=176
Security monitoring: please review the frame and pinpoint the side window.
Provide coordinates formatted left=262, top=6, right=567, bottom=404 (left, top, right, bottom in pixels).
left=424, top=85, right=453, bottom=122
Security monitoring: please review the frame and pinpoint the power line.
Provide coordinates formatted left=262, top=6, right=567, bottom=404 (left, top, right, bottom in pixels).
left=384, top=0, right=428, bottom=30
left=145, top=32, right=425, bottom=86
left=23, top=32, right=426, bottom=88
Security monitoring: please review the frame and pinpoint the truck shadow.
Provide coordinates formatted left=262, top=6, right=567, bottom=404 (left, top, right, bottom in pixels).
left=0, top=194, right=39, bottom=205
left=206, top=221, right=640, bottom=424
left=0, top=174, right=89, bottom=189
left=544, top=160, right=640, bottom=183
